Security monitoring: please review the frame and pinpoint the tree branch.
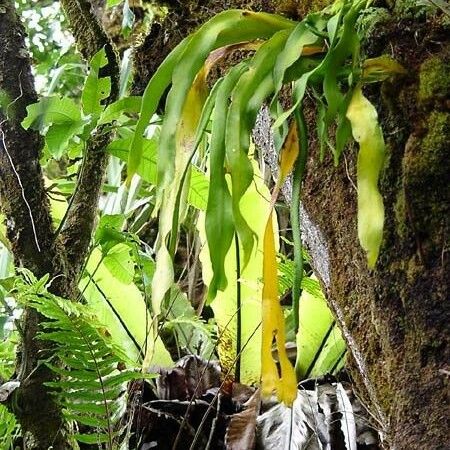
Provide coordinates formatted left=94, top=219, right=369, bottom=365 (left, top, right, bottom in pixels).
left=59, top=0, right=120, bottom=276
left=0, top=1, right=68, bottom=280
left=0, top=1, right=76, bottom=448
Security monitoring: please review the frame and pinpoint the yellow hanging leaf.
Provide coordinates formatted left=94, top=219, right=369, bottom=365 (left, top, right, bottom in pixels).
left=261, top=121, right=300, bottom=406
left=152, top=68, right=207, bottom=315
left=346, top=86, right=385, bottom=268
left=277, top=121, right=300, bottom=188
left=261, top=211, right=282, bottom=397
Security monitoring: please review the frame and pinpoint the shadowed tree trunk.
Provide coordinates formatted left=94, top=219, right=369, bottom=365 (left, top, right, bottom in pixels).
left=0, top=0, right=119, bottom=447
left=133, top=1, right=449, bottom=448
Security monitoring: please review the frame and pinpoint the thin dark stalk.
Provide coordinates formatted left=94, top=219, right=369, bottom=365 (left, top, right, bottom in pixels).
left=234, top=233, right=242, bottom=383
left=304, top=321, right=335, bottom=379
left=171, top=307, right=242, bottom=450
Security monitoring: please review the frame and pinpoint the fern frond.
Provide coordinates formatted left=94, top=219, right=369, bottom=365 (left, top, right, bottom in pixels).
left=14, top=271, right=155, bottom=447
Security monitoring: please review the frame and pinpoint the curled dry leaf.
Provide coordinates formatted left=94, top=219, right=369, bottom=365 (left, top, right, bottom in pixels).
left=226, top=389, right=261, bottom=450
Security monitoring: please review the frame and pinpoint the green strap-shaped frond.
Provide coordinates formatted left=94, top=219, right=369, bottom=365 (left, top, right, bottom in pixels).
left=155, top=10, right=295, bottom=190
left=322, top=0, right=365, bottom=163
left=272, top=15, right=325, bottom=102
left=346, top=86, right=385, bottom=268
left=206, top=64, right=248, bottom=299
left=127, top=35, right=192, bottom=179
left=225, top=29, right=291, bottom=268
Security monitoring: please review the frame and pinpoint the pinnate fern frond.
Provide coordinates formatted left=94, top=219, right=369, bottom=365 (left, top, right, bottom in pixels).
left=14, top=270, right=155, bottom=447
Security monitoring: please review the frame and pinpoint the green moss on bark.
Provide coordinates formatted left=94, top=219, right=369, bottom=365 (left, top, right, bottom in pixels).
left=418, top=55, right=450, bottom=103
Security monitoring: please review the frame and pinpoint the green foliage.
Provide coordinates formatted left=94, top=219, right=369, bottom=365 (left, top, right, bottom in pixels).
left=294, top=278, right=346, bottom=379
left=9, top=0, right=401, bottom=439
left=129, top=1, right=392, bottom=321
left=124, top=0, right=397, bottom=401
left=22, top=96, right=86, bottom=159
left=0, top=404, right=20, bottom=450
left=13, top=270, right=155, bottom=447
left=81, top=48, right=112, bottom=118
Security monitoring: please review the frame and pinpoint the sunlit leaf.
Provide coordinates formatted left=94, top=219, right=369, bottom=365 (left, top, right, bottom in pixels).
left=22, top=96, right=85, bottom=158
left=98, top=96, right=141, bottom=125
left=81, top=248, right=172, bottom=366
left=81, top=48, right=111, bottom=117
left=199, top=160, right=272, bottom=385
left=103, top=243, right=135, bottom=285
left=346, top=86, right=385, bottom=268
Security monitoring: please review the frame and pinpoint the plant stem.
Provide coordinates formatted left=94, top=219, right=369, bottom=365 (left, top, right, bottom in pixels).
left=234, top=233, right=242, bottom=383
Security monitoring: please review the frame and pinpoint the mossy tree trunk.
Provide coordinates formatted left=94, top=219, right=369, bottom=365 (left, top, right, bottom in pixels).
left=136, top=1, right=449, bottom=448
left=298, top=12, right=449, bottom=448
left=0, top=0, right=119, bottom=447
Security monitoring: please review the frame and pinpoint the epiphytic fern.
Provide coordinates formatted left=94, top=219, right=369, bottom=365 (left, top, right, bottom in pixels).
left=13, top=270, right=155, bottom=448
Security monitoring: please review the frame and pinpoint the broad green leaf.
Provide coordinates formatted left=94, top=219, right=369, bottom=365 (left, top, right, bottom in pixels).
left=346, top=86, right=385, bottom=268
left=200, top=161, right=273, bottom=385
left=108, top=137, right=157, bottom=183
left=81, top=48, right=111, bottom=117
left=103, top=243, right=135, bottom=285
left=98, top=96, right=141, bottom=125
left=46, top=123, right=84, bottom=159
left=309, top=324, right=346, bottom=377
left=189, top=168, right=209, bottom=210
left=22, top=96, right=81, bottom=130
left=95, top=214, right=127, bottom=254
left=22, top=96, right=85, bottom=158
left=80, top=248, right=172, bottom=366
left=295, top=283, right=334, bottom=379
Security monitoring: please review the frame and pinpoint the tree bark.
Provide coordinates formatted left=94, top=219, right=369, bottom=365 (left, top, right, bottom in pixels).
left=132, top=1, right=449, bottom=448
left=0, top=0, right=119, bottom=447
left=297, top=13, right=450, bottom=448
left=0, top=1, right=77, bottom=447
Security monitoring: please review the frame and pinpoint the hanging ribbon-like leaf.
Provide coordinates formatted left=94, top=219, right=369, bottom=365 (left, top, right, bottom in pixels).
left=346, top=85, right=385, bottom=268
left=261, top=121, right=300, bottom=406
